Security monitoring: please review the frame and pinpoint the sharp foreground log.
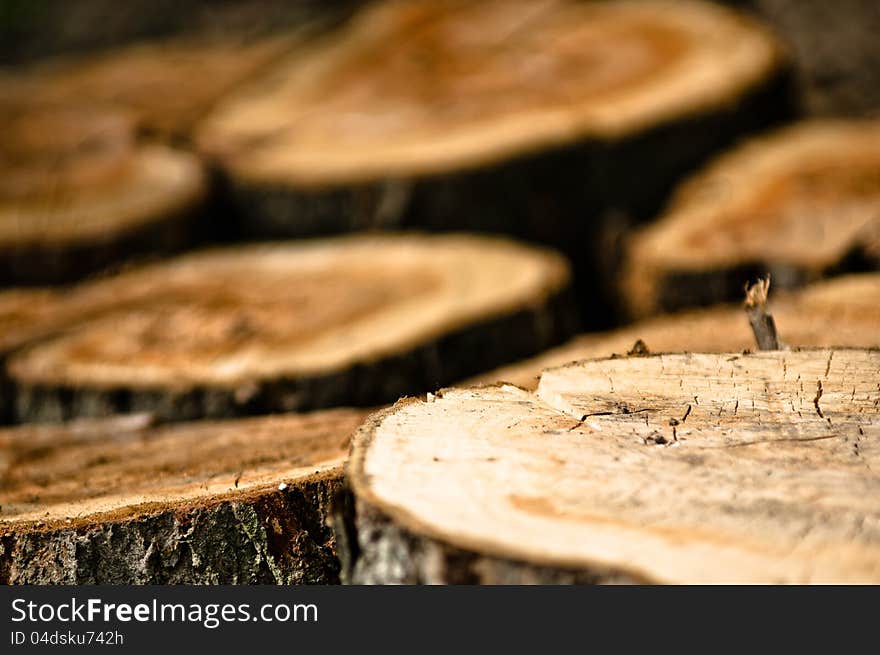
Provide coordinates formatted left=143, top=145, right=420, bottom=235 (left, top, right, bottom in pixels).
left=623, top=119, right=880, bottom=317
left=7, top=234, right=576, bottom=423
left=198, top=0, right=793, bottom=249
left=471, top=273, right=880, bottom=390
left=0, top=103, right=207, bottom=285
left=0, top=409, right=368, bottom=584
left=341, top=349, right=880, bottom=584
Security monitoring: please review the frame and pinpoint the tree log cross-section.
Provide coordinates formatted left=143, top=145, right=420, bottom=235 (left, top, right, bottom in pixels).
left=0, top=102, right=207, bottom=286
left=197, top=0, right=794, bottom=243
left=342, top=349, right=880, bottom=584
left=623, top=119, right=880, bottom=316
left=0, top=409, right=368, bottom=584
left=7, top=234, right=576, bottom=423
left=15, top=35, right=300, bottom=139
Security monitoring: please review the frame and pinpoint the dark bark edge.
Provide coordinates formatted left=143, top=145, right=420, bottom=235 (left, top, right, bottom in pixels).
left=0, top=202, right=205, bottom=287
left=333, top=487, right=645, bottom=585
left=0, top=474, right=342, bottom=584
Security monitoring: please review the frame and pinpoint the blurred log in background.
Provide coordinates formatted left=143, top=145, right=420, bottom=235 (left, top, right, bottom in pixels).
left=622, top=119, right=880, bottom=316
left=5, top=235, right=575, bottom=423
left=3, top=0, right=878, bottom=118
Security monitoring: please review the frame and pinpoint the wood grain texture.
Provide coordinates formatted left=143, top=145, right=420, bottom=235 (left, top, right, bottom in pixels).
left=197, top=0, right=794, bottom=245
left=343, top=349, right=880, bottom=584
left=7, top=234, right=576, bottom=423
left=0, top=409, right=367, bottom=584
left=470, top=273, right=880, bottom=390
left=0, top=103, right=207, bottom=285
left=623, top=119, right=880, bottom=316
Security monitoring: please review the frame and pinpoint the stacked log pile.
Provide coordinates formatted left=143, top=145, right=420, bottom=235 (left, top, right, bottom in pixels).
left=1, top=0, right=877, bottom=586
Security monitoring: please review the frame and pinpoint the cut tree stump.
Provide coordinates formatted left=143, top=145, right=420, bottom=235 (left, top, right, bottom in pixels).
left=197, top=0, right=793, bottom=246
left=0, top=408, right=368, bottom=584
left=15, top=35, right=298, bottom=139
left=7, top=234, right=576, bottom=423
left=470, top=273, right=880, bottom=390
left=0, top=103, right=207, bottom=285
left=341, top=349, right=880, bottom=584
left=623, top=119, right=880, bottom=317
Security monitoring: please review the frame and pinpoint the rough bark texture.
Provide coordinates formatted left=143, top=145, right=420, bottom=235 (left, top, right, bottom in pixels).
left=469, top=273, right=880, bottom=390
left=344, top=350, right=880, bottom=584
left=1, top=478, right=342, bottom=584
left=7, top=235, right=577, bottom=423
left=335, top=493, right=642, bottom=585
left=0, top=410, right=367, bottom=584
left=623, top=120, right=880, bottom=317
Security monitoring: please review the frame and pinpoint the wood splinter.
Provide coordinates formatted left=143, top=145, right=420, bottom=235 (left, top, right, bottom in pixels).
left=744, top=276, right=780, bottom=351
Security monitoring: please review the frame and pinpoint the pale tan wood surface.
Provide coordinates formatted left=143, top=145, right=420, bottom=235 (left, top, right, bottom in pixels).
left=347, top=349, right=880, bottom=584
